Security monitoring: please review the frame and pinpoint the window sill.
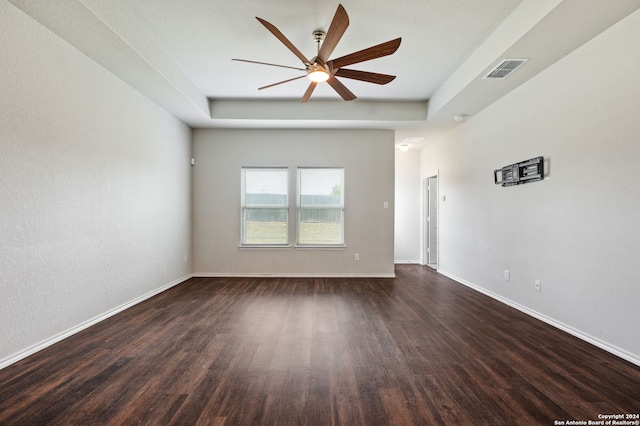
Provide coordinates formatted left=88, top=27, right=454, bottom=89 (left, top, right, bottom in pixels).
left=238, top=244, right=347, bottom=251
left=239, top=245, right=292, bottom=250
left=294, top=245, right=347, bottom=250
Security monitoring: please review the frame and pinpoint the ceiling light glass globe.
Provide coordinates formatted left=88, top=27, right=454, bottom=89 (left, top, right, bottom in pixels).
left=307, top=65, right=330, bottom=82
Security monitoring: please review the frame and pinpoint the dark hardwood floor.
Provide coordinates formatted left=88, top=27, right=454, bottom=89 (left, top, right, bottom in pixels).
left=1, top=265, right=639, bottom=425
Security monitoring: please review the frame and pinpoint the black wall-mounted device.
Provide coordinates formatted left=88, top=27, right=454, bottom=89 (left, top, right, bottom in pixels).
left=494, top=156, right=544, bottom=187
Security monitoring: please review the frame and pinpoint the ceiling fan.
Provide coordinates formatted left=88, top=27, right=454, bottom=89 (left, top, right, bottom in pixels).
left=232, top=4, right=401, bottom=103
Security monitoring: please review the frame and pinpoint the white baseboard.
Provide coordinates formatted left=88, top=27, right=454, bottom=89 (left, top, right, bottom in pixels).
left=0, top=274, right=192, bottom=371
left=394, top=260, right=422, bottom=264
left=193, top=272, right=396, bottom=278
left=438, top=269, right=640, bottom=368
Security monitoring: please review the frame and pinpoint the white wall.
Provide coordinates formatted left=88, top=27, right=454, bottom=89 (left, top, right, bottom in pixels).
left=394, top=149, right=421, bottom=263
left=0, top=3, right=192, bottom=366
left=192, top=129, right=395, bottom=277
left=420, top=9, right=640, bottom=364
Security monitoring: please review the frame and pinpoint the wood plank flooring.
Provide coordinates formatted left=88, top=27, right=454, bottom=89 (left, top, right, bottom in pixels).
left=1, top=265, right=639, bottom=425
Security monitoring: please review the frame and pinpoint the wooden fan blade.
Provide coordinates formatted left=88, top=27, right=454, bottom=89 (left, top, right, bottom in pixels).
left=334, top=68, right=396, bottom=85
left=327, top=77, right=356, bottom=101
left=256, top=17, right=310, bottom=64
left=258, top=75, right=307, bottom=90
left=232, top=59, right=306, bottom=71
left=328, top=38, right=401, bottom=69
left=317, top=4, right=349, bottom=63
left=301, top=82, right=318, bottom=103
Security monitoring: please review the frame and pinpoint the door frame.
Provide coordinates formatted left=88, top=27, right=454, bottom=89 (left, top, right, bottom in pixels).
left=422, top=171, right=439, bottom=269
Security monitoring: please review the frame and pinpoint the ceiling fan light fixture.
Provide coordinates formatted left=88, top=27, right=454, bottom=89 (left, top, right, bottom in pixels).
left=307, top=64, right=330, bottom=82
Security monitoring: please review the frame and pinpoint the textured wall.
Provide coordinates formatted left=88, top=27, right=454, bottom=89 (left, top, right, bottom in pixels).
left=192, top=129, right=395, bottom=277
left=420, top=9, right=640, bottom=363
left=0, top=3, right=192, bottom=365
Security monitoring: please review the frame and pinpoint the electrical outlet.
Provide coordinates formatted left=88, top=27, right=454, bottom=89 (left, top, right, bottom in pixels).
left=504, top=270, right=510, bottom=281
left=354, top=253, right=360, bottom=261
left=535, top=280, right=541, bottom=291
left=183, top=254, right=188, bottom=263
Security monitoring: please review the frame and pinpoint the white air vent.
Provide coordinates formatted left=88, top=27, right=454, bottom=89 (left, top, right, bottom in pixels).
left=484, top=59, right=528, bottom=80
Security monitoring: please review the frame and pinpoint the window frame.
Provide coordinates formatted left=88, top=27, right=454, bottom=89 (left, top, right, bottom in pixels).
left=296, top=167, right=345, bottom=247
left=240, top=167, right=290, bottom=247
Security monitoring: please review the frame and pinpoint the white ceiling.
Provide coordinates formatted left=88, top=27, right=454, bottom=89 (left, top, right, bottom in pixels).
left=8, top=0, right=640, bottom=148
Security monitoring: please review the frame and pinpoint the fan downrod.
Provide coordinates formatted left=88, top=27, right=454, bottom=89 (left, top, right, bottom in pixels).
left=312, top=30, right=326, bottom=50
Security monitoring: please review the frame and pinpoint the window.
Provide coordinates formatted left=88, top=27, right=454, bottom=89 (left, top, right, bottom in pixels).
left=297, top=168, right=344, bottom=245
left=241, top=168, right=288, bottom=245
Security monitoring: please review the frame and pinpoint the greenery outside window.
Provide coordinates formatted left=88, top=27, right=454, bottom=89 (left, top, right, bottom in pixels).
left=241, top=168, right=288, bottom=245
left=297, top=168, right=344, bottom=246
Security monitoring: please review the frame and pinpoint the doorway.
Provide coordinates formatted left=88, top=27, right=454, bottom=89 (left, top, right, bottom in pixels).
left=423, top=174, right=438, bottom=269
